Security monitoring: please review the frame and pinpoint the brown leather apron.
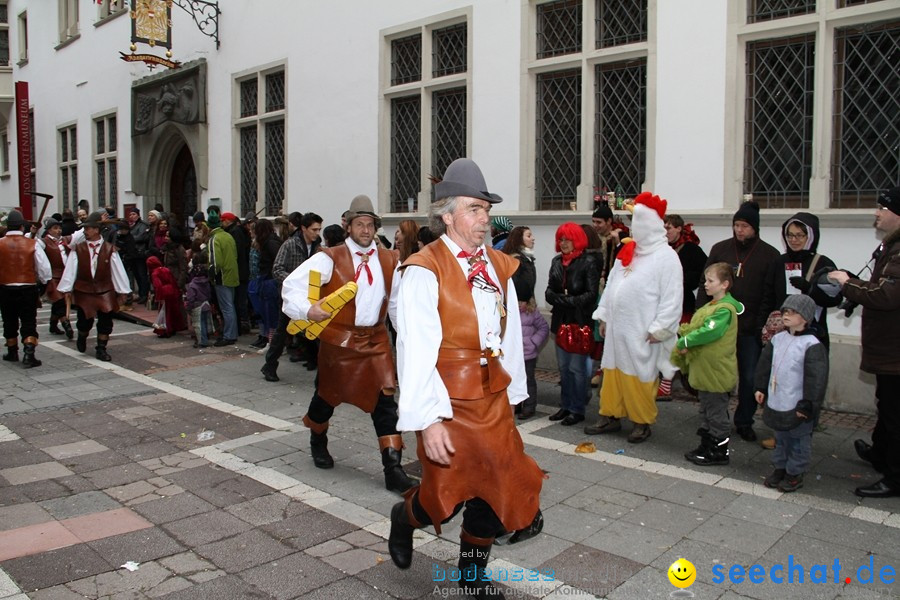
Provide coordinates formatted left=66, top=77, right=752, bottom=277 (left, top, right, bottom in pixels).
left=316, top=245, right=397, bottom=413
left=403, top=242, right=543, bottom=533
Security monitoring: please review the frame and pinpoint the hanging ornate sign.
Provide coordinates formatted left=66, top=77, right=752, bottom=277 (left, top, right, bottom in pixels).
left=120, top=0, right=181, bottom=69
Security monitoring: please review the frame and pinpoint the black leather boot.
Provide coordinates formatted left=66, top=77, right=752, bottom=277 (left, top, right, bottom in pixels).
left=61, top=320, right=74, bottom=340
left=388, top=491, right=420, bottom=569
left=303, top=416, right=334, bottom=469
left=3, top=340, right=19, bottom=362
left=459, top=532, right=505, bottom=598
left=22, top=338, right=41, bottom=369
left=684, top=431, right=711, bottom=462
left=95, top=338, right=112, bottom=362
left=379, top=435, right=416, bottom=494
left=76, top=332, right=89, bottom=353
left=49, top=318, right=63, bottom=334
left=687, top=435, right=729, bottom=466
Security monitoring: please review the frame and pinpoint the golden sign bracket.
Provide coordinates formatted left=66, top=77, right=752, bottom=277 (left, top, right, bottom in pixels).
left=120, top=52, right=182, bottom=70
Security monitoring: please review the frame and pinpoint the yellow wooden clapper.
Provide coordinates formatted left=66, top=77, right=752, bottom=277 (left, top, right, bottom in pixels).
left=286, top=270, right=358, bottom=340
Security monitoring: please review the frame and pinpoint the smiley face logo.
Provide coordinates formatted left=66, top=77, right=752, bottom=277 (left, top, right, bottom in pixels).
left=668, top=558, right=696, bottom=588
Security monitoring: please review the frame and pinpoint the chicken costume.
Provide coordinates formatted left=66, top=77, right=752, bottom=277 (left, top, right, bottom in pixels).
left=591, top=192, right=683, bottom=440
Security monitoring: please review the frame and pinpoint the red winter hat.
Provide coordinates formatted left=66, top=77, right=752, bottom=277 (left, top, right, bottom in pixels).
left=220, top=212, right=238, bottom=223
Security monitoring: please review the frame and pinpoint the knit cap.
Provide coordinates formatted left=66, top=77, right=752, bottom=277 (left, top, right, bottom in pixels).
left=781, top=294, right=816, bottom=323
left=733, top=200, right=761, bottom=232
left=491, top=216, right=512, bottom=233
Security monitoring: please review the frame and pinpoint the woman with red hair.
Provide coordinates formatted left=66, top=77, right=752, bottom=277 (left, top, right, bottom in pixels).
left=545, top=222, right=601, bottom=425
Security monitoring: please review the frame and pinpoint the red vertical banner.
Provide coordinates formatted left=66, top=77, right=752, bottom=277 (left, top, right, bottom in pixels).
left=15, top=81, right=33, bottom=220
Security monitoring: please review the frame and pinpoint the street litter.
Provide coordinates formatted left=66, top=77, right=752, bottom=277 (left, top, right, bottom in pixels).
left=197, top=430, right=215, bottom=441
left=120, top=561, right=140, bottom=572
left=575, top=442, right=596, bottom=454
left=615, top=449, right=625, bottom=455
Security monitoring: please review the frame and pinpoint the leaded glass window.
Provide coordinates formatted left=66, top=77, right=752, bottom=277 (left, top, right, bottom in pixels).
left=94, top=114, right=117, bottom=210
left=839, top=0, right=887, bottom=6
left=536, top=70, right=581, bottom=210
left=390, top=96, right=421, bottom=212
left=831, top=20, right=900, bottom=207
left=596, top=0, right=647, bottom=49
left=236, top=68, right=285, bottom=216
left=240, top=79, right=257, bottom=118
left=432, top=88, right=467, bottom=182
left=266, top=71, right=285, bottom=112
left=744, top=34, right=815, bottom=208
left=265, top=121, right=285, bottom=215
left=240, top=126, right=257, bottom=217
left=433, top=23, right=467, bottom=77
left=748, top=0, right=816, bottom=24
left=594, top=60, right=646, bottom=199
left=59, top=125, right=77, bottom=210
left=537, top=0, right=582, bottom=59
left=391, top=34, right=422, bottom=85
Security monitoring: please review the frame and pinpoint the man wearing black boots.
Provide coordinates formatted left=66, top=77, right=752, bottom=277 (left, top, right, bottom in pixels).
left=42, top=217, right=74, bottom=340
left=280, top=195, right=414, bottom=495
left=57, top=211, right=131, bottom=362
left=0, top=211, right=52, bottom=368
left=390, top=159, right=544, bottom=598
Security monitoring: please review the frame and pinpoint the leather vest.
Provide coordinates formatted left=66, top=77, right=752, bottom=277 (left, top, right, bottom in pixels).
left=73, top=241, right=114, bottom=294
left=43, top=236, right=67, bottom=279
left=0, top=235, right=38, bottom=285
left=402, top=242, right=517, bottom=399
left=317, top=244, right=396, bottom=342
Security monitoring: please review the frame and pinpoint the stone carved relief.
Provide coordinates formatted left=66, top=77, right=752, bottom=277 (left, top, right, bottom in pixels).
left=132, top=62, right=206, bottom=136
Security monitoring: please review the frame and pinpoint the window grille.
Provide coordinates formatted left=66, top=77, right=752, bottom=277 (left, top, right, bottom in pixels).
left=537, top=0, right=582, bottom=59
left=59, top=126, right=77, bottom=210
left=240, top=127, right=257, bottom=217
left=831, top=20, right=899, bottom=207
left=94, top=114, right=116, bottom=210
left=266, top=71, right=285, bottom=112
left=432, top=88, right=467, bottom=188
left=240, top=79, right=257, bottom=118
left=265, top=121, right=285, bottom=216
left=536, top=70, right=581, bottom=210
left=390, top=96, right=421, bottom=212
left=1, top=131, right=9, bottom=175
left=744, top=34, right=815, bottom=208
left=0, top=3, right=9, bottom=66
left=595, top=0, right=647, bottom=49
left=838, top=0, right=886, bottom=7
left=594, top=60, right=646, bottom=199
left=433, top=23, right=467, bottom=77
left=391, top=34, right=422, bottom=85
left=748, top=0, right=815, bottom=24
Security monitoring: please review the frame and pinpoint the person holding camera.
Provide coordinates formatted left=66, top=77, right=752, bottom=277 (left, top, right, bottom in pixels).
left=828, top=187, right=900, bottom=498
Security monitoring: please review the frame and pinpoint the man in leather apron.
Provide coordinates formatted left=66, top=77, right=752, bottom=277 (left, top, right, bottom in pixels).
left=42, top=217, right=74, bottom=339
left=0, top=210, right=52, bottom=368
left=281, top=195, right=414, bottom=495
left=57, top=211, right=131, bottom=361
left=389, top=159, right=544, bottom=599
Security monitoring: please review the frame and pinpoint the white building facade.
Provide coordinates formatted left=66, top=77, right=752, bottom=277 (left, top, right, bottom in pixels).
left=0, top=0, right=897, bottom=412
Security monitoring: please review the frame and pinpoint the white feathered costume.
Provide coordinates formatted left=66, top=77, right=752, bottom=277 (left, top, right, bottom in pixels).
left=592, top=192, right=683, bottom=426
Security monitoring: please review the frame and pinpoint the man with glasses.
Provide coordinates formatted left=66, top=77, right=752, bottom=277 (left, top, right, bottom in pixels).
left=828, top=187, right=900, bottom=498
left=281, top=195, right=414, bottom=495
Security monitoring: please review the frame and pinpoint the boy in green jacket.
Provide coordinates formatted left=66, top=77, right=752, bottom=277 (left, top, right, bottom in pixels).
left=672, top=262, right=744, bottom=466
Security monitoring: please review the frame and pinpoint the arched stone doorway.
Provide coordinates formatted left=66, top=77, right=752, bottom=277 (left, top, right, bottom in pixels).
left=170, top=145, right=197, bottom=229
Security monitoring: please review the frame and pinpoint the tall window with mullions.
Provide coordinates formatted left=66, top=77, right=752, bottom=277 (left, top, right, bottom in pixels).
left=744, top=34, right=814, bottom=208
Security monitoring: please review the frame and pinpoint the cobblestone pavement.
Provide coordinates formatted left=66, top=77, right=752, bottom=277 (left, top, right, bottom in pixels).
left=1, top=309, right=898, bottom=599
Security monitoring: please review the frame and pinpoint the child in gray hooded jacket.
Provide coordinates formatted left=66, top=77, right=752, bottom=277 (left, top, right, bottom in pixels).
left=754, top=294, right=828, bottom=493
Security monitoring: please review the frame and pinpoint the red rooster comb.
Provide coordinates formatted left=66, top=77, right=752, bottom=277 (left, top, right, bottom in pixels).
left=634, top=191, right=667, bottom=220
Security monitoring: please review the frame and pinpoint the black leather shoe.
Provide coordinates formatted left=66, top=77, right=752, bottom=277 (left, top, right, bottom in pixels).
left=548, top=408, right=570, bottom=421
left=560, top=413, right=585, bottom=426
left=518, top=408, right=535, bottom=420
left=388, top=501, right=414, bottom=569
left=260, top=365, right=279, bottom=382
left=853, top=439, right=884, bottom=472
left=855, top=479, right=900, bottom=498
left=213, top=338, right=236, bottom=347
left=736, top=426, right=757, bottom=442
